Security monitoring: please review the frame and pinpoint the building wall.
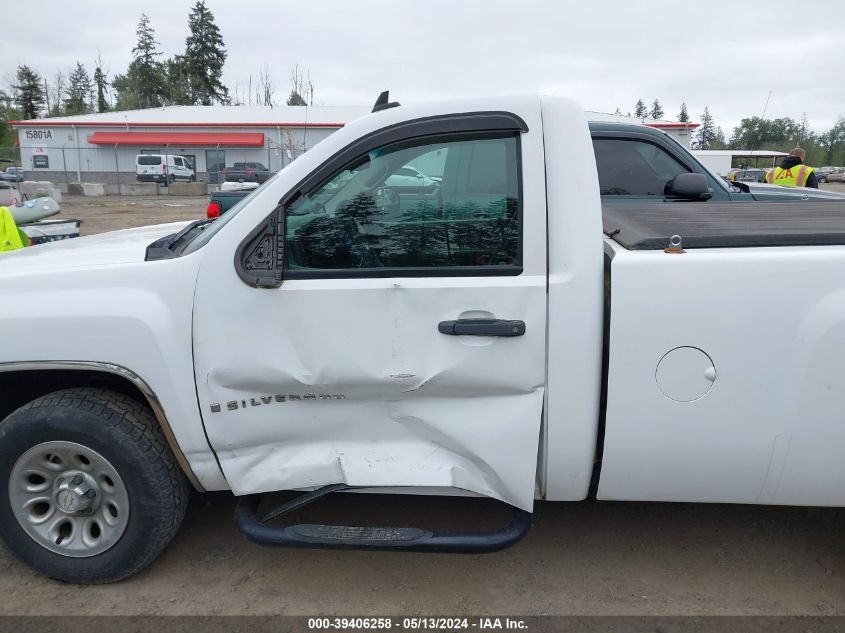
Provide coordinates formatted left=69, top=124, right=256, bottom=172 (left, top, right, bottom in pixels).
left=15, top=125, right=338, bottom=183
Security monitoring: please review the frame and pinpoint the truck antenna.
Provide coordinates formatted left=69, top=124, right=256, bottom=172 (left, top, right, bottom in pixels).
left=372, top=90, right=400, bottom=113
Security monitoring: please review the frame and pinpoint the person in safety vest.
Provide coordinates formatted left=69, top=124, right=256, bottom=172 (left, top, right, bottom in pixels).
left=0, top=206, right=29, bottom=252
left=765, top=148, right=818, bottom=188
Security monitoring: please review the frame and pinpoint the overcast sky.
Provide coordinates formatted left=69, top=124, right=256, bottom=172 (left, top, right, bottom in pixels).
left=2, top=1, right=842, bottom=134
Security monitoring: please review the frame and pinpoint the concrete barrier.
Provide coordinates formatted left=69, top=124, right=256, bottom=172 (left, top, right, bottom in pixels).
left=168, top=181, right=206, bottom=196
left=119, top=182, right=159, bottom=196
left=67, top=183, right=84, bottom=196
left=81, top=183, right=106, bottom=197
left=21, top=181, right=62, bottom=203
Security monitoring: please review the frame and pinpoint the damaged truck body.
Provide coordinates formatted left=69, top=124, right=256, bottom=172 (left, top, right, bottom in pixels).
left=3, top=94, right=845, bottom=583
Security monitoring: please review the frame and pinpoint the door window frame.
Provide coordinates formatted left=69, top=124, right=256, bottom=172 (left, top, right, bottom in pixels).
left=235, top=112, right=529, bottom=287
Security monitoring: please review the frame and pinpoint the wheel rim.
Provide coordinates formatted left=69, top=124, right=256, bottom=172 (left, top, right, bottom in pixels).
left=8, top=441, right=130, bottom=557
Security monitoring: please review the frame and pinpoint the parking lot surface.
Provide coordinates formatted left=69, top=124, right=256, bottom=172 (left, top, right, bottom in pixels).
left=1, top=493, right=844, bottom=616
left=4, top=186, right=845, bottom=616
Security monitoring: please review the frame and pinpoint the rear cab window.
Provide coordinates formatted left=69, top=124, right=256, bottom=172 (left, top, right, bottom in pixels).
left=137, top=156, right=162, bottom=166
left=593, top=138, right=689, bottom=196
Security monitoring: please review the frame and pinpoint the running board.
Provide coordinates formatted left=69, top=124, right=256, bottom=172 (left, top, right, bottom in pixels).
left=234, top=485, right=531, bottom=553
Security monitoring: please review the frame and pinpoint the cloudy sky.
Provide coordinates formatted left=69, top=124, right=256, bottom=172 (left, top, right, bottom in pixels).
left=1, top=1, right=842, bottom=134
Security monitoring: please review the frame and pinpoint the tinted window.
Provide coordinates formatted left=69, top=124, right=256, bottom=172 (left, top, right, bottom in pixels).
left=138, top=156, right=162, bottom=166
left=285, top=134, right=520, bottom=273
left=593, top=138, right=689, bottom=196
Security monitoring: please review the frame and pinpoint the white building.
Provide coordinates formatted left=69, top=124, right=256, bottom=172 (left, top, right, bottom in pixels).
left=11, top=105, right=370, bottom=184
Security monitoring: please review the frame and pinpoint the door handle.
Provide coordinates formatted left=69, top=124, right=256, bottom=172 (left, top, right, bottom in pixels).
left=438, top=319, right=526, bottom=337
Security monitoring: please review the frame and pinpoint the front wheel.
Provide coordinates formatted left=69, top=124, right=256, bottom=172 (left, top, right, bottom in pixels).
left=0, top=388, right=190, bottom=583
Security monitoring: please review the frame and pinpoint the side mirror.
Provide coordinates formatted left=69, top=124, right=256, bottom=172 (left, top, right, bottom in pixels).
left=665, top=173, right=713, bottom=201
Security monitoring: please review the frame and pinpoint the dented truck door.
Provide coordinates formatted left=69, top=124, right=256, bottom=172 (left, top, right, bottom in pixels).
left=192, top=99, right=547, bottom=510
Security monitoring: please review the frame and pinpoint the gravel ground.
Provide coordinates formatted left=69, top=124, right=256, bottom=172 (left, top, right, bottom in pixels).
left=57, top=194, right=208, bottom=236
left=3, top=187, right=845, bottom=617
left=0, top=493, right=844, bottom=616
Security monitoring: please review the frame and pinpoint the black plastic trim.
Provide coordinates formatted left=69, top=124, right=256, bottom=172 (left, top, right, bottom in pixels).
left=297, top=112, right=528, bottom=196
left=285, top=266, right=523, bottom=280
left=234, top=494, right=531, bottom=553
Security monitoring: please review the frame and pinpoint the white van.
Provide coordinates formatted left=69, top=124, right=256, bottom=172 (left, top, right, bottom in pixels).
left=135, top=154, right=195, bottom=185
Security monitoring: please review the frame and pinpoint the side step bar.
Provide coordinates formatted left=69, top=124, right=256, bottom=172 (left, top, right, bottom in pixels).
left=234, top=485, right=532, bottom=553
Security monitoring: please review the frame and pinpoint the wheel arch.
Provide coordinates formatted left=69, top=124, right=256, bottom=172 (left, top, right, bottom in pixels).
left=0, top=361, right=203, bottom=491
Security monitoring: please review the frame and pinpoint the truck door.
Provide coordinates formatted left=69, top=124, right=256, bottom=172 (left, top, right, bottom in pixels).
left=192, top=110, right=548, bottom=510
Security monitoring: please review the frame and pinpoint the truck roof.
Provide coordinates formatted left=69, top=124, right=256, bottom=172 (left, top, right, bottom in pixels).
left=603, top=201, right=845, bottom=250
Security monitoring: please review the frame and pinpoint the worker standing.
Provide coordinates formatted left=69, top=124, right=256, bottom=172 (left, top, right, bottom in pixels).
left=765, top=148, right=818, bottom=188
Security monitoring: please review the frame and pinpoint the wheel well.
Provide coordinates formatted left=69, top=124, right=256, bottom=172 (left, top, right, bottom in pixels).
left=0, top=368, right=203, bottom=491
left=0, top=369, right=148, bottom=423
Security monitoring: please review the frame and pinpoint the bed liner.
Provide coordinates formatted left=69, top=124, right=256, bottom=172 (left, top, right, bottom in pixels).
left=602, top=201, right=845, bottom=250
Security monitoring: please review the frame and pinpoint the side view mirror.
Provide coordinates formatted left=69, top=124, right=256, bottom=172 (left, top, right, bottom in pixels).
left=666, top=173, right=713, bottom=201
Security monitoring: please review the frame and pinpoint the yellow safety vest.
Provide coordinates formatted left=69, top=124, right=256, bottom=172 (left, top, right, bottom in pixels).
left=0, top=206, right=26, bottom=252
left=765, top=163, right=814, bottom=188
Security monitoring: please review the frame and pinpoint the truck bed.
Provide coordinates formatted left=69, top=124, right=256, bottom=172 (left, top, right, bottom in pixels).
left=602, top=201, right=845, bottom=250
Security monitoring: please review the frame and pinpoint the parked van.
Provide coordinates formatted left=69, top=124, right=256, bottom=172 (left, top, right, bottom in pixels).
left=135, top=154, right=195, bottom=184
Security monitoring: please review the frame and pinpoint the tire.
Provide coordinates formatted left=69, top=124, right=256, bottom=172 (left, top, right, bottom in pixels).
left=0, top=388, right=189, bottom=583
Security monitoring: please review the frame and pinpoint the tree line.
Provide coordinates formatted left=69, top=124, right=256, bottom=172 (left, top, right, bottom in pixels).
left=619, top=98, right=845, bottom=166
left=0, top=1, right=314, bottom=145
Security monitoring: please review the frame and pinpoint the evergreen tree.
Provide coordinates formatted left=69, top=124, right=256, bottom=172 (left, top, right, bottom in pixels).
left=678, top=102, right=689, bottom=123
left=164, top=55, right=192, bottom=105
left=286, top=91, right=307, bottom=106
left=94, top=64, right=110, bottom=112
left=14, top=65, right=45, bottom=120
left=0, top=90, right=22, bottom=145
left=633, top=99, right=647, bottom=118
left=613, top=107, right=622, bottom=116
left=184, top=1, right=229, bottom=105
left=112, top=14, right=166, bottom=109
left=65, top=62, right=93, bottom=115
left=694, top=107, right=718, bottom=150
left=649, top=99, right=664, bottom=120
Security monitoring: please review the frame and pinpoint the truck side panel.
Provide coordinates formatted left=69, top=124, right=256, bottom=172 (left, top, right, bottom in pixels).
left=599, top=243, right=845, bottom=506
left=541, top=97, right=606, bottom=501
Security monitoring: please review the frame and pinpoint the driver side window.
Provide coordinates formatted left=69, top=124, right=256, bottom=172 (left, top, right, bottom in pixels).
left=284, top=133, right=520, bottom=275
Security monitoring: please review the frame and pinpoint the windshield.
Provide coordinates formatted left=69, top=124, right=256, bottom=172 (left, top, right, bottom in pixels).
left=181, top=177, right=271, bottom=254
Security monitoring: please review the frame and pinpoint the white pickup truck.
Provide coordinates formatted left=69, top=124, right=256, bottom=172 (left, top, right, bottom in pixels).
left=3, top=93, right=845, bottom=584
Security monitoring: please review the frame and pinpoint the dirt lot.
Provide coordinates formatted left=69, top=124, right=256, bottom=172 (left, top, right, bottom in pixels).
left=58, top=195, right=207, bottom=236
left=1, top=494, right=844, bottom=616
left=4, top=189, right=845, bottom=617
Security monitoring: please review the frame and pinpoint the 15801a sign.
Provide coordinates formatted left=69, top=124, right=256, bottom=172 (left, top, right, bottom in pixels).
left=24, top=130, right=53, bottom=140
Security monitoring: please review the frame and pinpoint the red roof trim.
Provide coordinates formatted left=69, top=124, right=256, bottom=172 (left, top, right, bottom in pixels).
left=11, top=120, right=344, bottom=128
left=646, top=122, right=700, bottom=129
left=88, top=131, right=266, bottom=146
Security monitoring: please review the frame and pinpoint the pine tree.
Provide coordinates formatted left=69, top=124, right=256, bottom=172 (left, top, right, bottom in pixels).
left=649, top=99, right=664, bottom=120
left=613, top=107, right=622, bottom=116
left=94, top=63, right=110, bottom=113
left=286, top=91, right=307, bottom=106
left=14, top=65, right=45, bottom=120
left=184, top=1, right=229, bottom=105
left=634, top=99, right=647, bottom=119
left=65, top=62, right=93, bottom=115
left=164, top=56, right=193, bottom=105
left=678, top=102, right=689, bottom=123
left=694, top=107, right=718, bottom=150
left=112, top=14, right=166, bottom=109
